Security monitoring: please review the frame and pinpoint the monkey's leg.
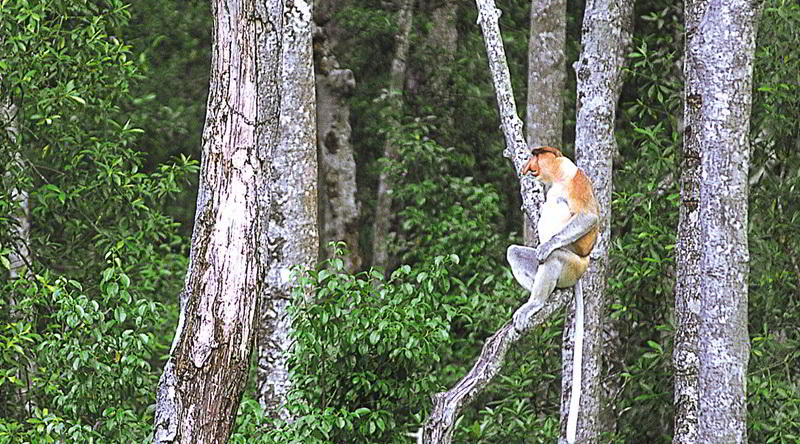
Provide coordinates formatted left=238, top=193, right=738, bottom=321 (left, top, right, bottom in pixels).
left=512, top=256, right=563, bottom=328
left=507, top=245, right=540, bottom=292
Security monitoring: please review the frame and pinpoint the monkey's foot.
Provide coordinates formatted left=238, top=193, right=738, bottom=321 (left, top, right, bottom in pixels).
left=512, top=300, right=544, bottom=330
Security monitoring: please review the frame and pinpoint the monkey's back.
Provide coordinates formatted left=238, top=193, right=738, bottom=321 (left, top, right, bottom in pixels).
left=568, top=169, right=599, bottom=257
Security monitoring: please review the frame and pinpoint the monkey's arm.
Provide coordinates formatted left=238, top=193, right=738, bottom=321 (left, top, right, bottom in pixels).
left=536, top=212, right=598, bottom=262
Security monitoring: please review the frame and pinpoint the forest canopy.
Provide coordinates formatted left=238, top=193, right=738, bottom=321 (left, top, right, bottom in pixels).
left=1, top=0, right=798, bottom=442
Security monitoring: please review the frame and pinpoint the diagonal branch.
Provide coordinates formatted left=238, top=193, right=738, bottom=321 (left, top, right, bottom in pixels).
left=422, top=289, right=570, bottom=443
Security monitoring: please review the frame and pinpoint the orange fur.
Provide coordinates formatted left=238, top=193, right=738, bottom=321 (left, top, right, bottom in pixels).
left=523, top=147, right=599, bottom=258
left=567, top=170, right=598, bottom=257
left=531, top=146, right=563, bottom=157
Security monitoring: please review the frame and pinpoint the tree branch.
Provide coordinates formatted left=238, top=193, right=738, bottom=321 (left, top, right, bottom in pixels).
left=422, top=289, right=570, bottom=443
left=420, top=1, right=572, bottom=442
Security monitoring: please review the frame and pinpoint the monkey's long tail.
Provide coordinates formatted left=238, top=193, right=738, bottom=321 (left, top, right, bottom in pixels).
left=566, top=279, right=584, bottom=444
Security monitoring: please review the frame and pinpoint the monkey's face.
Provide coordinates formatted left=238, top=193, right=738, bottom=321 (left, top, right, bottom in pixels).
left=532, top=153, right=558, bottom=184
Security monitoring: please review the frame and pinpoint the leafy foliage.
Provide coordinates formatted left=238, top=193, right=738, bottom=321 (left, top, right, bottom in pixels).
left=0, top=1, right=194, bottom=441
left=233, top=249, right=461, bottom=443
left=747, top=1, right=800, bottom=442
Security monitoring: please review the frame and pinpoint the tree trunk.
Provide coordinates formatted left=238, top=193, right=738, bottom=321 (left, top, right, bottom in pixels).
left=152, top=0, right=283, bottom=441
left=314, top=0, right=362, bottom=272
left=674, top=1, right=758, bottom=443
left=424, top=0, right=458, bottom=94
left=371, top=0, right=414, bottom=271
left=523, top=0, right=566, bottom=245
left=3, top=95, right=34, bottom=414
left=2, top=102, right=29, bottom=280
left=258, top=0, right=318, bottom=420
left=560, top=0, right=632, bottom=442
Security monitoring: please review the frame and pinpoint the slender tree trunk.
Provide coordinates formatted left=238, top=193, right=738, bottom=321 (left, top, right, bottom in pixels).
left=314, top=0, right=362, bottom=272
left=371, top=0, right=414, bottom=271
left=258, top=0, right=318, bottom=420
left=524, top=0, right=566, bottom=245
left=560, top=0, right=632, bottom=442
left=152, top=0, right=282, bottom=441
left=674, top=1, right=758, bottom=443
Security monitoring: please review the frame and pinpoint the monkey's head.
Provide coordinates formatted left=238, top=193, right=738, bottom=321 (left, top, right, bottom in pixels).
left=527, top=146, right=563, bottom=183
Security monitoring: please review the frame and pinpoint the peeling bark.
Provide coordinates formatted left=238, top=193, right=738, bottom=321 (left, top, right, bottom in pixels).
left=561, top=0, right=633, bottom=442
left=152, top=0, right=283, bottom=441
left=523, top=0, right=566, bottom=245
left=258, top=0, right=318, bottom=420
left=314, top=0, right=362, bottom=272
left=674, top=1, right=758, bottom=443
left=421, top=1, right=568, bottom=442
left=372, top=0, right=414, bottom=272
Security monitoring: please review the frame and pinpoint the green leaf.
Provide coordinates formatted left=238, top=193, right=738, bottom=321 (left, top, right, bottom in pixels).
left=114, top=307, right=126, bottom=323
left=67, top=94, right=86, bottom=105
left=369, top=331, right=380, bottom=345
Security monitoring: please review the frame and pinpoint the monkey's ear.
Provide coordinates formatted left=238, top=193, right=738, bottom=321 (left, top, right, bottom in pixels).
left=507, top=245, right=539, bottom=292
left=531, top=146, right=563, bottom=157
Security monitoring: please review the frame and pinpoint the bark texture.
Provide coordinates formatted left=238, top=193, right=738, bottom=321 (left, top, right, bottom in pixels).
left=421, top=1, right=565, bottom=442
left=561, top=0, right=633, bottom=442
left=674, top=1, right=758, bottom=443
left=152, top=0, right=282, bottom=441
left=371, top=0, right=414, bottom=271
left=523, top=0, right=566, bottom=245
left=258, top=0, right=318, bottom=419
left=314, top=1, right=361, bottom=272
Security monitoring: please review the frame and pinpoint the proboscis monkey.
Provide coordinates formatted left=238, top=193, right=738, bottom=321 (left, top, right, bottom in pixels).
left=507, top=146, right=598, bottom=444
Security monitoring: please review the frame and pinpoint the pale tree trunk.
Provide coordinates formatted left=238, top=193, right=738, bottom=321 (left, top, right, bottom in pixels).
left=314, top=0, right=362, bottom=272
left=258, top=0, right=318, bottom=419
left=674, top=1, right=758, bottom=443
left=371, top=0, right=414, bottom=271
left=422, top=1, right=569, bottom=442
left=152, top=0, right=283, bottom=441
left=560, top=1, right=632, bottom=442
left=523, top=0, right=566, bottom=245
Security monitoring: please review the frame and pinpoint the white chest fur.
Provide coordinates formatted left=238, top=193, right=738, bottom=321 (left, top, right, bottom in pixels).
left=538, top=184, right=572, bottom=243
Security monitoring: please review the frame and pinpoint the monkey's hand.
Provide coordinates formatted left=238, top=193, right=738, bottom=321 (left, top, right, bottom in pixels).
left=536, top=240, right=557, bottom=263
